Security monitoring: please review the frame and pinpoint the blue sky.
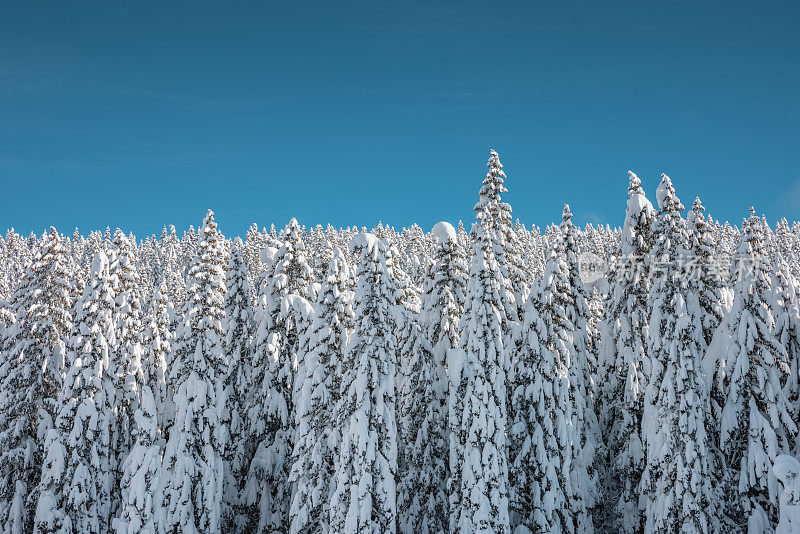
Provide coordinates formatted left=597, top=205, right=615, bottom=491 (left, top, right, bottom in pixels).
left=1, top=1, right=798, bottom=238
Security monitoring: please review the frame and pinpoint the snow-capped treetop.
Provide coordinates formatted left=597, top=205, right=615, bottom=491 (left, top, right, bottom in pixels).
left=90, top=251, right=108, bottom=277
left=686, top=196, right=704, bottom=228
left=431, top=221, right=457, bottom=245
left=474, top=149, right=512, bottom=231
left=348, top=232, right=382, bottom=256
left=621, top=171, right=656, bottom=256
left=260, top=246, right=279, bottom=267
left=273, top=218, right=314, bottom=300
left=655, top=172, right=672, bottom=211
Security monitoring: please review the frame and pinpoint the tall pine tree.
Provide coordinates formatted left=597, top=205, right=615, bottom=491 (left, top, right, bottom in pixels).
left=162, top=210, right=228, bottom=533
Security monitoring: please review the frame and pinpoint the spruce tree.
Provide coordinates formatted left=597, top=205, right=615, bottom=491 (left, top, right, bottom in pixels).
left=329, top=234, right=399, bottom=534
left=641, top=174, right=716, bottom=533
left=448, top=223, right=510, bottom=534
left=115, top=386, right=162, bottom=534
left=222, top=238, right=255, bottom=532
left=289, top=248, right=353, bottom=534
left=686, top=197, right=724, bottom=347
left=397, top=222, right=466, bottom=534
left=246, top=218, right=314, bottom=533
left=34, top=251, right=114, bottom=534
left=598, top=172, right=656, bottom=532
left=396, top=324, right=444, bottom=534
left=508, top=241, right=573, bottom=533
left=715, top=208, right=797, bottom=531
left=142, top=282, right=171, bottom=434
left=241, top=244, right=282, bottom=531
left=0, top=228, right=72, bottom=534
left=109, top=229, right=145, bottom=520
left=162, top=210, right=228, bottom=533
left=473, top=149, right=517, bottom=321
left=771, top=258, right=800, bottom=455
left=559, top=204, right=601, bottom=522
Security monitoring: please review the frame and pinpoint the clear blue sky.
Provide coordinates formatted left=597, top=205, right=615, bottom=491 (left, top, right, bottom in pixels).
left=1, top=1, right=798, bottom=238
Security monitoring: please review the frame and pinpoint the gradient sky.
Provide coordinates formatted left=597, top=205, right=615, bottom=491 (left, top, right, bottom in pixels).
left=1, top=1, right=798, bottom=238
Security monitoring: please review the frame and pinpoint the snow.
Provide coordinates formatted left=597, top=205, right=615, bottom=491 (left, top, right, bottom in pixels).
left=348, top=231, right=380, bottom=254
left=90, top=251, right=108, bottom=276
left=431, top=221, right=457, bottom=244
left=621, top=171, right=655, bottom=255
left=259, top=246, right=279, bottom=265
left=774, top=455, right=800, bottom=534
left=655, top=172, right=671, bottom=210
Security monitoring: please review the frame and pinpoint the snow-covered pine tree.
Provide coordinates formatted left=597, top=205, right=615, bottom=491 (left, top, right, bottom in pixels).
left=473, top=149, right=517, bottom=321
left=714, top=208, right=798, bottom=531
left=241, top=244, right=282, bottom=531
left=31, top=226, right=73, bottom=396
left=559, top=204, right=601, bottom=520
left=771, top=258, right=800, bottom=456
left=686, top=197, right=725, bottom=348
left=244, top=223, right=264, bottom=280
left=142, top=282, right=171, bottom=435
left=108, top=229, right=146, bottom=520
left=34, top=251, right=115, bottom=534
left=640, top=174, right=716, bottom=533
left=773, top=455, right=800, bottom=534
left=508, top=237, right=571, bottom=533
left=161, top=227, right=187, bottom=318
left=397, top=222, right=466, bottom=534
left=289, top=248, right=354, bottom=534
left=162, top=209, right=228, bottom=533
left=422, top=222, right=468, bottom=362
left=448, top=223, right=510, bottom=534
left=246, top=218, right=314, bottom=533
left=0, top=227, right=72, bottom=534
left=222, top=238, right=255, bottom=532
left=328, top=233, right=400, bottom=534
left=115, top=386, right=162, bottom=534
left=396, top=321, right=444, bottom=534
left=598, top=171, right=656, bottom=533
left=117, top=274, right=166, bottom=534
left=509, top=209, right=595, bottom=533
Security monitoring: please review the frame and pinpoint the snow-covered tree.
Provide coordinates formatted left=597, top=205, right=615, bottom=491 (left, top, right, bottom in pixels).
left=221, top=238, right=255, bottom=532
left=422, top=222, right=468, bottom=360
left=773, top=455, right=800, bottom=534
left=115, top=387, right=162, bottom=534
left=246, top=218, right=314, bottom=533
left=34, top=251, right=114, bottom=534
left=329, top=233, right=400, bottom=534
left=686, top=197, right=725, bottom=347
left=598, top=171, right=656, bottom=532
left=109, top=229, right=145, bottom=519
left=473, top=149, right=517, bottom=321
left=641, top=174, right=716, bottom=533
left=240, top=245, right=282, bottom=532
left=162, top=210, right=228, bottom=533
left=714, top=208, right=797, bottom=531
left=771, top=258, right=800, bottom=457
left=0, top=227, right=73, bottom=534
left=142, top=283, right=171, bottom=435
left=508, top=210, right=594, bottom=533
left=559, top=204, right=601, bottom=520
left=396, top=321, right=446, bottom=534
left=508, top=244, right=572, bottom=533
left=448, top=223, right=510, bottom=534
left=289, top=248, right=353, bottom=534
left=397, top=221, right=467, bottom=534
